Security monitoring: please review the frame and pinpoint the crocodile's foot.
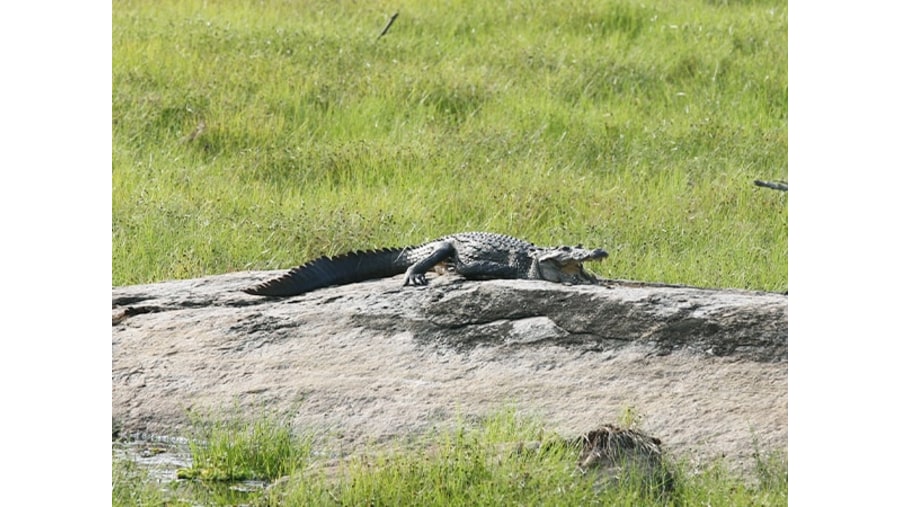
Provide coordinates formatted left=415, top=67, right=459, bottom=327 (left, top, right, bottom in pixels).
left=403, top=271, right=429, bottom=286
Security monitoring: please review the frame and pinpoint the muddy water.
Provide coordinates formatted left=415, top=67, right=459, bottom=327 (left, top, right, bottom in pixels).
left=113, top=437, right=192, bottom=482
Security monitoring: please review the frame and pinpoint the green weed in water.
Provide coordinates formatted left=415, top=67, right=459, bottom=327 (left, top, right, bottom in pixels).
left=177, top=414, right=312, bottom=482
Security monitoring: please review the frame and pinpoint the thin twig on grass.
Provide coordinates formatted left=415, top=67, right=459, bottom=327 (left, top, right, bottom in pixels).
left=376, top=12, right=399, bottom=41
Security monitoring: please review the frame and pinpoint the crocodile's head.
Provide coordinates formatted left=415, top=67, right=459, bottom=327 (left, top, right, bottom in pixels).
left=531, top=245, right=609, bottom=284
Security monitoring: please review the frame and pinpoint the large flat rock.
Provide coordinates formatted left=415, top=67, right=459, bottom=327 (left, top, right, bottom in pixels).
left=112, top=272, right=787, bottom=472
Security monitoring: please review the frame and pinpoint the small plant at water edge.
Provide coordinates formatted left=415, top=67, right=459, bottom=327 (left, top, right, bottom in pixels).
left=176, top=414, right=312, bottom=482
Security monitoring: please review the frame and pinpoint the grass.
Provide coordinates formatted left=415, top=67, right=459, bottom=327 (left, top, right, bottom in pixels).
left=176, top=412, right=312, bottom=482
left=112, top=0, right=787, bottom=291
left=113, top=409, right=787, bottom=506
left=112, top=457, right=170, bottom=507
left=112, top=2, right=787, bottom=501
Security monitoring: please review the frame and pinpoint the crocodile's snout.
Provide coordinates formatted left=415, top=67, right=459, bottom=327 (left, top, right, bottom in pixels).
left=590, top=248, right=609, bottom=260
left=568, top=247, right=608, bottom=262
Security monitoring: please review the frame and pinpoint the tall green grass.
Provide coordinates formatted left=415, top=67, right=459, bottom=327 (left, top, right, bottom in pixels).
left=176, top=413, right=312, bottom=482
left=113, top=0, right=787, bottom=291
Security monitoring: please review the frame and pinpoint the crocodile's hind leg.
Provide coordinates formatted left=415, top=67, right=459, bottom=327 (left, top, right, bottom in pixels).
left=402, top=241, right=455, bottom=286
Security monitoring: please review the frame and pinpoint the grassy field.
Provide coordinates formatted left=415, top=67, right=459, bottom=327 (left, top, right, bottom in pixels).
left=112, top=0, right=787, bottom=291
left=113, top=410, right=787, bottom=506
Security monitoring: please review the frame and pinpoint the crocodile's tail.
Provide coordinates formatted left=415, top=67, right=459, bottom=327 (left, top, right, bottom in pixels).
left=244, top=247, right=410, bottom=297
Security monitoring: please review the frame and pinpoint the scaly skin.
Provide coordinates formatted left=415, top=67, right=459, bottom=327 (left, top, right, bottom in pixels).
left=244, top=231, right=608, bottom=297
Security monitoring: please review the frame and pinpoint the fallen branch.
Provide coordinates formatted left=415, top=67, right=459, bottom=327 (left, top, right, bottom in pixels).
left=376, top=12, right=399, bottom=41
left=754, top=180, right=788, bottom=192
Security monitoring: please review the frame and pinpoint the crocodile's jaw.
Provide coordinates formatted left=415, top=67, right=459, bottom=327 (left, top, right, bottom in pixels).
left=536, top=261, right=599, bottom=284
left=530, top=248, right=607, bottom=284
left=561, top=262, right=600, bottom=284
left=529, top=245, right=607, bottom=283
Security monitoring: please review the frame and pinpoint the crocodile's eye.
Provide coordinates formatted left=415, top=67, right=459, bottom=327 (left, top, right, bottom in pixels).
left=560, top=246, right=570, bottom=251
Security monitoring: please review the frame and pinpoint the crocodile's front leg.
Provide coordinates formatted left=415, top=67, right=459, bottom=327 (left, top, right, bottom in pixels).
left=402, top=241, right=455, bottom=286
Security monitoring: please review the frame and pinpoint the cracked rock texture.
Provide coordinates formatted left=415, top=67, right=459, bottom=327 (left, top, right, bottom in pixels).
left=112, top=271, right=787, bottom=474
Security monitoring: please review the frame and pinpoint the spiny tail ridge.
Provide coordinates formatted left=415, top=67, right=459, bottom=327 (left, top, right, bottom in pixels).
left=244, top=247, right=409, bottom=297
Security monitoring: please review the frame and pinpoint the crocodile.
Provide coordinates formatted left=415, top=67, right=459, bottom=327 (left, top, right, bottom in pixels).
left=244, top=231, right=609, bottom=297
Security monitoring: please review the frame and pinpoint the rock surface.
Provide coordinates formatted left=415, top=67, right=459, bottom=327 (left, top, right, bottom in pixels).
left=112, top=271, right=787, bottom=474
